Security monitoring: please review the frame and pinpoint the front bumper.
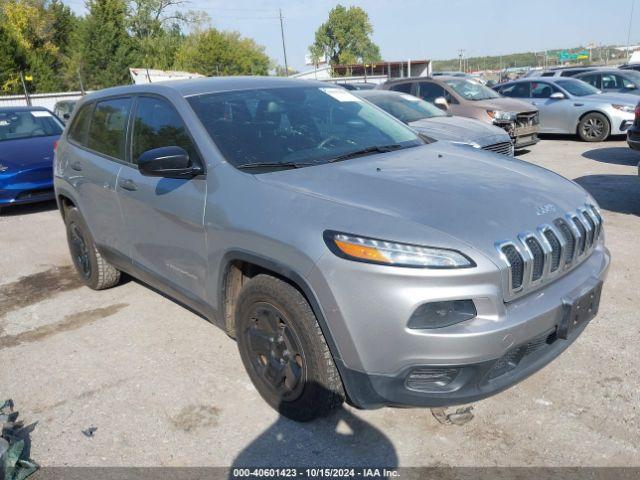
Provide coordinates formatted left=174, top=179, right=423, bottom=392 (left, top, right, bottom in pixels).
left=0, top=169, right=54, bottom=208
left=627, top=125, right=640, bottom=152
left=492, top=120, right=539, bottom=149
left=308, top=243, right=610, bottom=409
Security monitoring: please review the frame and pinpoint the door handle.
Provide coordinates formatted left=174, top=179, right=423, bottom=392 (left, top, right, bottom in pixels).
left=119, top=179, right=138, bottom=191
left=71, top=161, right=82, bottom=171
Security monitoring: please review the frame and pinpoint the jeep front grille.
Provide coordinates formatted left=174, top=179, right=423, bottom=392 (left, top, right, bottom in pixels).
left=496, top=204, right=603, bottom=300
left=482, top=141, right=514, bottom=156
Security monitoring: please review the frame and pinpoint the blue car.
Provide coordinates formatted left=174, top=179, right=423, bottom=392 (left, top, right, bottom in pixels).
left=0, top=106, right=63, bottom=212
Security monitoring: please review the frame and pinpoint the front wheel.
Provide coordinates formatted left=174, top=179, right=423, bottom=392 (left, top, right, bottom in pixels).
left=235, top=274, right=344, bottom=422
left=578, top=112, right=610, bottom=142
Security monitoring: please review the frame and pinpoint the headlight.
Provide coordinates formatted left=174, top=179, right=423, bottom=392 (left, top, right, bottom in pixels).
left=611, top=104, right=635, bottom=113
left=324, top=231, right=475, bottom=268
left=487, top=110, right=516, bottom=121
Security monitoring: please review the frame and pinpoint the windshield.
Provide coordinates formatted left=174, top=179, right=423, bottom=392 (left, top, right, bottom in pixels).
left=188, top=86, right=423, bottom=169
left=0, top=109, right=63, bottom=142
left=444, top=79, right=500, bottom=100
left=360, top=92, right=447, bottom=123
left=556, top=79, right=600, bottom=97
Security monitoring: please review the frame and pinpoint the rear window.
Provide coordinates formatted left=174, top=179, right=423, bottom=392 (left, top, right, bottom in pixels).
left=0, top=109, right=63, bottom=142
left=68, top=103, right=93, bottom=145
left=87, top=98, right=132, bottom=160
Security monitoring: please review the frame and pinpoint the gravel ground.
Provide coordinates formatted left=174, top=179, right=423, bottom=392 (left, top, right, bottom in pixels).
left=1, top=137, right=639, bottom=468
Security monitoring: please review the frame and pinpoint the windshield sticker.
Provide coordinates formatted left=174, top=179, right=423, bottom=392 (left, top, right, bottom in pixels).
left=320, top=88, right=362, bottom=102
left=31, top=111, right=52, bottom=118
left=400, top=94, right=420, bottom=102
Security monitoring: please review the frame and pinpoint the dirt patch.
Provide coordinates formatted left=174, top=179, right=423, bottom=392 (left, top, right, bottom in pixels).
left=0, top=265, right=84, bottom=317
left=0, top=303, right=128, bottom=350
left=170, top=404, right=221, bottom=432
left=32, top=378, right=129, bottom=414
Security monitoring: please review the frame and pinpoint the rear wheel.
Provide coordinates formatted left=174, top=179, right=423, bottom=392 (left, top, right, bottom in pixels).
left=578, top=112, right=610, bottom=142
left=65, top=207, right=120, bottom=290
left=235, top=274, right=344, bottom=422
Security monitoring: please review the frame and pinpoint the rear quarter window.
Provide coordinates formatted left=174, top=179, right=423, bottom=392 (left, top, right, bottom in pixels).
left=86, top=98, right=132, bottom=160
left=67, top=103, right=93, bottom=145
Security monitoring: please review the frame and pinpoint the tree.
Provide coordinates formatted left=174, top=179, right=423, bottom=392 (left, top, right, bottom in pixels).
left=79, top=0, right=132, bottom=89
left=309, top=5, right=381, bottom=67
left=174, top=27, right=270, bottom=76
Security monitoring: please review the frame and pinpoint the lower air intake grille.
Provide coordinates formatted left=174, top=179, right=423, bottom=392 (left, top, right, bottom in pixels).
left=501, top=245, right=524, bottom=289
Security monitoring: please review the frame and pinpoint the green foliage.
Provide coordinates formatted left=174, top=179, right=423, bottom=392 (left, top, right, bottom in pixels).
left=174, top=27, right=270, bottom=76
left=0, top=0, right=274, bottom=93
left=309, top=4, right=381, bottom=67
left=78, top=0, right=132, bottom=89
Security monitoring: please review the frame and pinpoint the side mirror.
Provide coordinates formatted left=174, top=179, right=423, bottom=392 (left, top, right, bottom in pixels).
left=625, top=83, right=637, bottom=90
left=434, top=96, right=449, bottom=111
left=138, top=146, right=203, bottom=179
left=550, top=92, right=565, bottom=100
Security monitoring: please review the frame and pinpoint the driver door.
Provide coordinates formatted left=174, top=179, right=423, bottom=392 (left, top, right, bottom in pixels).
left=529, top=81, right=570, bottom=133
left=116, top=95, right=208, bottom=305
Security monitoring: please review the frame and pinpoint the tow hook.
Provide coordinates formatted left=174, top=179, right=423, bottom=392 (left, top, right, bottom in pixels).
left=431, top=406, right=474, bottom=426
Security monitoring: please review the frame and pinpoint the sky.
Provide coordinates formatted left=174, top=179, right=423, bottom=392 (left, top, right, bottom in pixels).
left=63, top=0, right=639, bottom=71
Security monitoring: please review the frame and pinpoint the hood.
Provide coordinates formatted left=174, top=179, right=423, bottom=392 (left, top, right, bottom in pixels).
left=409, top=116, right=510, bottom=147
left=583, top=92, right=639, bottom=105
left=0, top=135, right=58, bottom=171
left=257, top=144, right=591, bottom=260
left=470, top=96, right=538, bottom=112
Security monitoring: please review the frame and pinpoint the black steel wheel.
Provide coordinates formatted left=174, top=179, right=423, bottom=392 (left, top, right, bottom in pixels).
left=578, top=112, right=610, bottom=142
left=64, top=207, right=121, bottom=290
left=236, top=274, right=344, bottom=421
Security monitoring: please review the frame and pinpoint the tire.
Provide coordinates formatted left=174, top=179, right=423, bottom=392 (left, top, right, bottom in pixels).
left=235, top=274, right=344, bottom=422
left=578, top=112, right=610, bottom=142
left=64, top=207, right=120, bottom=290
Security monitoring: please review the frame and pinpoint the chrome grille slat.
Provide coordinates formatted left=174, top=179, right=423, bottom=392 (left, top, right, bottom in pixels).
left=497, top=204, right=602, bottom=301
left=482, top=141, right=514, bottom=156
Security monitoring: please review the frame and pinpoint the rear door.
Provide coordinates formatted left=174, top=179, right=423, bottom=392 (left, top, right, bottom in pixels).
left=66, top=98, right=130, bottom=258
left=116, top=95, right=208, bottom=304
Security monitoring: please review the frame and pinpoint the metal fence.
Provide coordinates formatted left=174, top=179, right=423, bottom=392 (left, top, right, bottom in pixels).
left=0, top=91, right=86, bottom=111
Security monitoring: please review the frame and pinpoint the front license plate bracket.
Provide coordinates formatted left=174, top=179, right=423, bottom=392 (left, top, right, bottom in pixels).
left=558, top=281, right=603, bottom=339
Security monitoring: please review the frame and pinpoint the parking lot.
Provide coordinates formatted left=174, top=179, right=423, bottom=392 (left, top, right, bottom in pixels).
left=1, top=137, right=639, bottom=468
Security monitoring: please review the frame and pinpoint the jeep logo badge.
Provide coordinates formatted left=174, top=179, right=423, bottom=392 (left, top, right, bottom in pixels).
left=536, top=203, right=556, bottom=215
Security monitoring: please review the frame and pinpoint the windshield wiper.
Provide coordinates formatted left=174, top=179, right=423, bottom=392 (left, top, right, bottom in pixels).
left=236, top=161, right=308, bottom=171
left=328, top=144, right=405, bottom=163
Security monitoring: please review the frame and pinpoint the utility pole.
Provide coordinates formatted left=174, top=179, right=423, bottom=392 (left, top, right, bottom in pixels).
left=626, top=0, right=636, bottom=62
left=279, top=9, right=289, bottom=76
left=458, top=49, right=464, bottom=72
left=19, top=71, right=32, bottom=106
left=77, top=68, right=85, bottom=95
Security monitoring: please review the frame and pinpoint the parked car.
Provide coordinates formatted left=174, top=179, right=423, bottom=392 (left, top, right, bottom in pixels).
left=494, top=77, right=636, bottom=141
left=378, top=76, right=539, bottom=149
left=341, top=83, right=376, bottom=91
left=532, top=66, right=600, bottom=78
left=53, top=100, right=77, bottom=123
left=54, top=77, right=610, bottom=421
left=0, top=106, right=63, bottom=213
left=627, top=101, right=640, bottom=154
left=619, top=63, right=640, bottom=73
left=574, top=69, right=640, bottom=96
left=356, top=90, right=514, bottom=155
left=433, top=71, right=487, bottom=84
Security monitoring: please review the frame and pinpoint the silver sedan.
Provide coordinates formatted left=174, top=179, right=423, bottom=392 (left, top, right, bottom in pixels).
left=494, top=77, right=636, bottom=141
left=356, top=90, right=514, bottom=155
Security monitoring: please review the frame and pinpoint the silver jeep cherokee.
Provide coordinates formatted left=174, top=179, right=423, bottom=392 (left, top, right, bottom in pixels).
left=54, top=77, right=610, bottom=421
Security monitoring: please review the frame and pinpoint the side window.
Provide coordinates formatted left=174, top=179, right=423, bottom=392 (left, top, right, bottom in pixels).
left=417, top=82, right=446, bottom=102
left=531, top=82, right=558, bottom=99
left=131, top=96, right=200, bottom=165
left=601, top=74, right=622, bottom=90
left=389, top=82, right=412, bottom=94
left=541, top=72, right=555, bottom=77
left=87, top=98, right=131, bottom=160
left=579, top=74, right=600, bottom=88
left=68, top=103, right=93, bottom=145
left=499, top=82, right=530, bottom=98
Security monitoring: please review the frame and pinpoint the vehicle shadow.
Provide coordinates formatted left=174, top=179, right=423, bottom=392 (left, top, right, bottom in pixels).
left=573, top=174, right=640, bottom=215
left=0, top=200, right=58, bottom=217
left=230, top=385, right=398, bottom=470
left=581, top=147, right=639, bottom=166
